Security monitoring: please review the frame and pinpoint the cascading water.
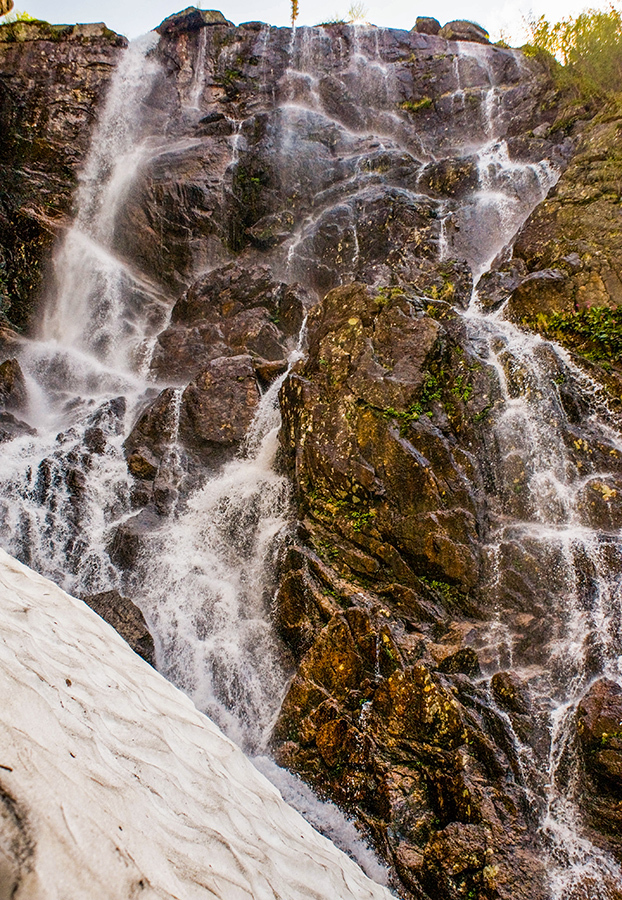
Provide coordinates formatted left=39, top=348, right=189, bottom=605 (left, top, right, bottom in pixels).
left=134, top=343, right=303, bottom=751
left=1, top=18, right=621, bottom=898
left=465, top=307, right=622, bottom=898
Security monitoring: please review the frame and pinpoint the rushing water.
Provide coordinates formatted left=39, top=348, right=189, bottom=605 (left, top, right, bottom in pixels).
left=0, top=23, right=621, bottom=898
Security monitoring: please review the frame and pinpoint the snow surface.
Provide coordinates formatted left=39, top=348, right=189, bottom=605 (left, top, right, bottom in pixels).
left=0, top=549, right=394, bottom=900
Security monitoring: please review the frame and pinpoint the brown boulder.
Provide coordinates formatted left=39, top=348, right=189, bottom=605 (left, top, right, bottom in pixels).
left=81, top=590, right=156, bottom=666
left=440, top=20, right=489, bottom=44
left=156, top=7, right=233, bottom=34
left=413, top=17, right=440, bottom=35
left=150, top=264, right=307, bottom=382
left=178, top=355, right=260, bottom=462
left=0, top=358, right=27, bottom=410
left=577, top=678, right=622, bottom=788
left=125, top=388, right=180, bottom=463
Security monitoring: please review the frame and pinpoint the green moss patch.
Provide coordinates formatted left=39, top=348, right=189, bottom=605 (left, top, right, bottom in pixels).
left=536, top=305, right=622, bottom=367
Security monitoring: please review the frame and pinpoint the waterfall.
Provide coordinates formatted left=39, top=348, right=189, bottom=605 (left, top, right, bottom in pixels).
left=133, top=341, right=304, bottom=751
left=1, top=20, right=621, bottom=899
left=464, top=309, right=622, bottom=898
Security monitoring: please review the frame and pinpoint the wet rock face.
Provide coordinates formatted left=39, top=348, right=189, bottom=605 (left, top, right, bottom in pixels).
left=273, top=282, right=553, bottom=899
left=278, top=281, right=498, bottom=595
left=0, top=21, right=126, bottom=329
left=105, top=19, right=572, bottom=307
left=150, top=262, right=309, bottom=382
left=439, top=21, right=489, bottom=44
left=482, top=97, right=622, bottom=393
left=577, top=679, right=622, bottom=786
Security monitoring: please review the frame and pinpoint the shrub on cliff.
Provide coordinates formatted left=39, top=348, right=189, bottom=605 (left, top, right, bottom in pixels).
left=0, top=8, right=36, bottom=21
left=527, top=6, right=622, bottom=92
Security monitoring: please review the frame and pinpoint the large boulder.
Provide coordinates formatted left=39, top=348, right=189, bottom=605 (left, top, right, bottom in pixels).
left=178, top=354, right=260, bottom=462
left=125, top=355, right=261, bottom=494
left=413, top=16, right=440, bottom=35
left=81, top=589, right=156, bottom=666
left=156, top=7, right=233, bottom=34
left=439, top=20, right=489, bottom=44
left=150, top=263, right=307, bottom=382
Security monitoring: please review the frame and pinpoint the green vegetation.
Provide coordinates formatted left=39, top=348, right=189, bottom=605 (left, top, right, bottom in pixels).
left=418, top=574, right=464, bottom=608
left=319, top=2, right=368, bottom=25
left=333, top=497, right=376, bottom=531
left=381, top=372, right=443, bottom=434
left=536, top=305, right=622, bottom=366
left=0, top=9, right=37, bottom=21
left=526, top=6, right=622, bottom=92
left=399, top=97, right=433, bottom=114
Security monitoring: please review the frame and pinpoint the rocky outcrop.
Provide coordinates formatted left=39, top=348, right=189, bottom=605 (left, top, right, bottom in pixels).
left=0, top=19, right=126, bottom=329
left=413, top=17, right=440, bottom=36
left=576, top=679, right=622, bottom=855
left=439, top=21, right=489, bottom=44
left=156, top=6, right=234, bottom=33
left=149, top=262, right=308, bottom=382
left=479, top=93, right=622, bottom=391
left=272, top=281, right=553, bottom=899
left=81, top=589, right=156, bottom=665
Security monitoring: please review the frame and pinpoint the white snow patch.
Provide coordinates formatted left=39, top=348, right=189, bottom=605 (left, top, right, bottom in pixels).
left=0, top=548, right=394, bottom=900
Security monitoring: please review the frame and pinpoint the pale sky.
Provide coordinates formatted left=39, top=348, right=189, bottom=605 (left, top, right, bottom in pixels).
left=7, top=0, right=604, bottom=45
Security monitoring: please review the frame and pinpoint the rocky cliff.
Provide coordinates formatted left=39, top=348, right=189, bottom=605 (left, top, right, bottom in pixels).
left=0, top=19, right=126, bottom=328
left=0, top=10, right=621, bottom=900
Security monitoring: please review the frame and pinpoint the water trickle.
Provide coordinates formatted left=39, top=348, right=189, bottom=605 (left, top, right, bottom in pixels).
left=187, top=27, right=208, bottom=110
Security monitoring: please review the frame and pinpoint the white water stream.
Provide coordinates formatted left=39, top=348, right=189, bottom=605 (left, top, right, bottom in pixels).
left=0, top=23, right=620, bottom=899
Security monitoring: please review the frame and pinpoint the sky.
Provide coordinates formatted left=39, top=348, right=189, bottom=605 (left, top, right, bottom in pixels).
left=6, top=0, right=608, bottom=45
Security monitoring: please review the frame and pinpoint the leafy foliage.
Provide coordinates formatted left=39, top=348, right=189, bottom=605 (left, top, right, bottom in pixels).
left=526, top=6, right=622, bottom=91
left=0, top=9, right=37, bottom=21
left=538, top=305, right=622, bottom=364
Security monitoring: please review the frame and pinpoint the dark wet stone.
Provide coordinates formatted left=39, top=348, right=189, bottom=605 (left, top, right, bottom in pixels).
left=0, top=358, right=27, bottom=411
left=156, top=7, right=233, bottom=34
left=438, top=647, right=481, bottom=677
left=0, top=411, right=36, bottom=442
left=178, top=355, right=260, bottom=462
left=413, top=17, right=441, bottom=35
left=127, top=448, right=159, bottom=481
left=81, top=589, right=156, bottom=666
left=107, top=508, right=160, bottom=571
left=439, top=20, right=489, bottom=43
left=491, top=671, right=530, bottom=714
left=577, top=678, right=622, bottom=787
